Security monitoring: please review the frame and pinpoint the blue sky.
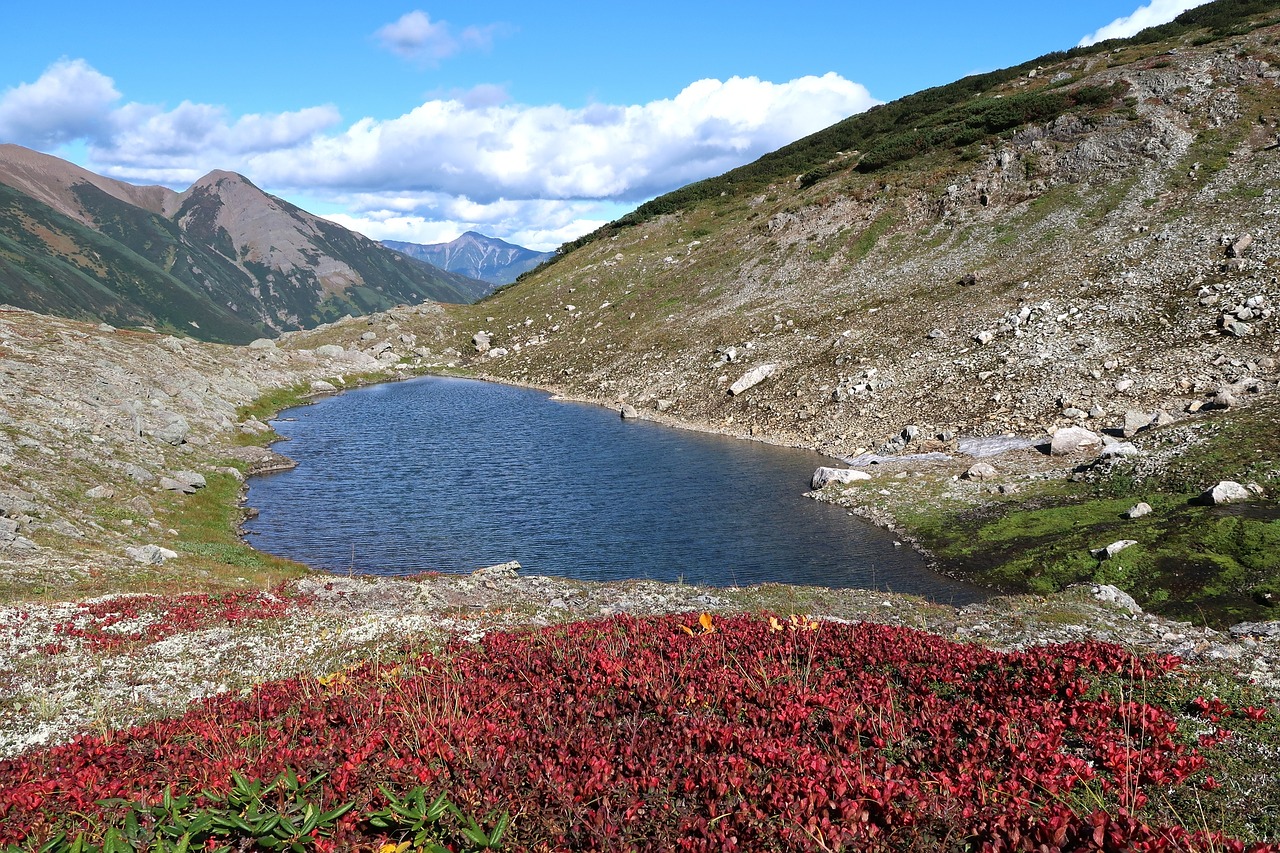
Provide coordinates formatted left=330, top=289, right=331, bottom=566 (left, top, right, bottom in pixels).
left=1, top=0, right=1210, bottom=249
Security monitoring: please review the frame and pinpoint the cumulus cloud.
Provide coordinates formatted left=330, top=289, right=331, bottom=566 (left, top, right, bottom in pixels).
left=251, top=72, right=878, bottom=203
left=1078, top=0, right=1212, bottom=46
left=2, top=57, right=877, bottom=249
left=0, top=58, right=120, bottom=148
left=375, top=10, right=506, bottom=65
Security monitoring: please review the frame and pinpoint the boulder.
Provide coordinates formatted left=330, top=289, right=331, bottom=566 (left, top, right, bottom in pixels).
left=1228, top=233, right=1254, bottom=258
left=964, top=462, right=999, bottom=481
left=171, top=471, right=206, bottom=490
left=126, top=544, right=178, bottom=565
left=248, top=338, right=277, bottom=349
left=151, top=413, right=190, bottom=446
left=1229, top=621, right=1280, bottom=639
left=1122, top=410, right=1151, bottom=438
left=1203, top=481, right=1250, bottom=505
left=315, top=344, right=345, bottom=358
left=655, top=399, right=674, bottom=413
left=1100, top=442, right=1140, bottom=459
left=472, top=332, right=491, bottom=353
left=472, top=560, right=520, bottom=581
left=128, top=496, right=155, bottom=517
left=310, top=380, right=338, bottom=393
left=159, top=477, right=198, bottom=495
left=123, top=463, right=155, bottom=483
left=1091, top=584, right=1142, bottom=614
left=85, top=485, right=115, bottom=499
left=619, top=403, right=639, bottom=419
left=1091, top=540, right=1137, bottom=560
left=1124, top=502, right=1153, bottom=519
left=1049, top=426, right=1101, bottom=455
left=728, top=364, right=779, bottom=396
left=812, top=467, right=873, bottom=489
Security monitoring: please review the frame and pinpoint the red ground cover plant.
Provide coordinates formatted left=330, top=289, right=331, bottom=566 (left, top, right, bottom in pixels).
left=0, top=614, right=1273, bottom=851
left=43, top=589, right=305, bottom=651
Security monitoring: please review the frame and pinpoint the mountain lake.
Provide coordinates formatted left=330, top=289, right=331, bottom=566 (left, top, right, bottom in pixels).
left=242, top=375, right=985, bottom=604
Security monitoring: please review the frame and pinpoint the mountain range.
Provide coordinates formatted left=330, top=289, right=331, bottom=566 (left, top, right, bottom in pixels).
left=383, top=232, right=553, bottom=288
left=0, top=145, right=489, bottom=343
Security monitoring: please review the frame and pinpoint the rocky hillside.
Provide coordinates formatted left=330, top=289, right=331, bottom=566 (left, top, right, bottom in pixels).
left=0, top=146, right=489, bottom=343
left=435, top=2, right=1280, bottom=621
left=384, top=231, right=553, bottom=287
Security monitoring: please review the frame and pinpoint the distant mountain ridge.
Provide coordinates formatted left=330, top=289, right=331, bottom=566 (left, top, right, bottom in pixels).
left=384, top=232, right=553, bottom=287
left=0, top=145, right=489, bottom=343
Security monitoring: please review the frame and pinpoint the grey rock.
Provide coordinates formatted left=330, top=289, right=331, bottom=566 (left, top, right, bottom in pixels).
left=85, top=485, right=115, bottom=499
left=1214, top=387, right=1237, bottom=408
left=360, top=331, right=377, bottom=341
left=619, top=403, right=639, bottom=419
left=1100, top=442, right=1140, bottom=459
left=151, top=413, right=190, bottom=446
left=315, top=344, right=345, bottom=358
left=1122, top=410, right=1151, bottom=438
left=1204, top=480, right=1250, bottom=505
left=310, top=380, right=338, bottom=393
left=1229, top=621, right=1280, bottom=639
left=1050, top=426, right=1101, bottom=455
left=1125, top=502, right=1153, bottom=519
left=974, top=331, right=995, bottom=345
left=812, top=467, right=873, bottom=489
left=655, top=399, right=674, bottom=413
left=964, top=462, right=999, bottom=481
left=727, top=364, right=779, bottom=396
left=248, top=338, right=277, bottom=349
left=127, top=496, right=155, bottom=517
left=126, top=544, right=179, bottom=565
left=123, top=463, right=155, bottom=483
left=1091, top=540, right=1138, bottom=560
left=1153, top=410, right=1175, bottom=427
left=1091, top=583, right=1142, bottom=614
left=472, top=332, right=491, bottom=353
left=1225, top=321, right=1253, bottom=338
left=471, top=560, right=520, bottom=581
left=171, top=471, right=206, bottom=490
left=1228, top=233, right=1254, bottom=258
left=159, top=477, right=197, bottom=495
left=1114, top=379, right=1135, bottom=393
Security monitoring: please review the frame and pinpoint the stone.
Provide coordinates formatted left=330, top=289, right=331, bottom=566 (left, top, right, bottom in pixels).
left=159, top=477, right=198, bottom=495
left=1225, top=321, right=1252, bottom=338
left=315, top=344, right=345, bottom=358
left=310, top=380, right=338, bottom=393
left=1122, top=410, right=1151, bottom=438
left=472, top=332, right=491, bottom=353
left=1091, top=540, right=1137, bottom=560
left=471, top=560, right=520, bottom=581
left=1091, top=584, right=1142, bottom=614
left=126, top=544, right=178, bottom=565
left=1203, top=480, right=1250, bottom=505
left=85, top=485, right=115, bottom=499
left=360, top=331, right=377, bottom=341
left=151, top=413, right=190, bottom=446
left=248, top=338, right=277, bottom=349
left=727, top=364, right=779, bottom=396
left=1124, top=502, right=1153, bottom=519
left=128, top=496, right=155, bottom=517
left=964, top=462, right=999, bottom=481
left=171, top=471, right=206, bottom=490
left=1049, top=426, right=1101, bottom=455
left=811, top=467, right=873, bottom=489
left=1213, top=387, right=1237, bottom=408
left=1062, top=407, right=1087, bottom=420
left=123, top=463, right=154, bottom=483
left=1228, top=233, right=1254, bottom=258
left=974, top=331, right=995, bottom=345
left=1153, top=410, right=1175, bottom=427
left=655, top=399, right=674, bottom=413
left=1114, top=379, right=1134, bottom=393
left=619, top=403, right=639, bottom=419
left=1101, top=442, right=1140, bottom=459
left=1229, top=621, right=1280, bottom=639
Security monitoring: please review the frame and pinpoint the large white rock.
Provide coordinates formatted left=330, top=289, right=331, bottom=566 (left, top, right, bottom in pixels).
left=1124, top=502, right=1153, bottom=519
left=126, top=544, right=178, bottom=565
left=1049, top=426, right=1101, bottom=455
left=964, top=462, right=999, bottom=481
left=1091, top=583, right=1142, bottom=614
left=1204, top=481, right=1250, bottom=505
left=315, top=344, right=345, bottom=358
left=728, top=364, right=779, bottom=396
left=811, top=467, right=873, bottom=489
left=1091, top=540, right=1137, bottom=560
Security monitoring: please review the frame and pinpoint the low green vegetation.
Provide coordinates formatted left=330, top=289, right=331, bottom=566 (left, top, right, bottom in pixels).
left=908, top=407, right=1280, bottom=626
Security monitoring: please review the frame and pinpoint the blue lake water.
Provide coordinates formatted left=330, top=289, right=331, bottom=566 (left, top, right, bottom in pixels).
left=243, top=376, right=984, bottom=603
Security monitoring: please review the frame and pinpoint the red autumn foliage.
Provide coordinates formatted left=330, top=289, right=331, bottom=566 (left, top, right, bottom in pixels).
left=43, top=589, right=304, bottom=651
left=0, top=615, right=1273, bottom=851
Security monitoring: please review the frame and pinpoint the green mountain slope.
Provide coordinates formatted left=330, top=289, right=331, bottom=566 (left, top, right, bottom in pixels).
left=0, top=150, right=490, bottom=342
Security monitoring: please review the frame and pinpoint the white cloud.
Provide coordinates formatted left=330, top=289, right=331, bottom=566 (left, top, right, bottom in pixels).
left=0, top=58, right=119, bottom=148
left=2, top=58, right=878, bottom=249
left=374, top=10, right=505, bottom=65
left=250, top=72, right=878, bottom=204
left=1078, top=0, right=1212, bottom=46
